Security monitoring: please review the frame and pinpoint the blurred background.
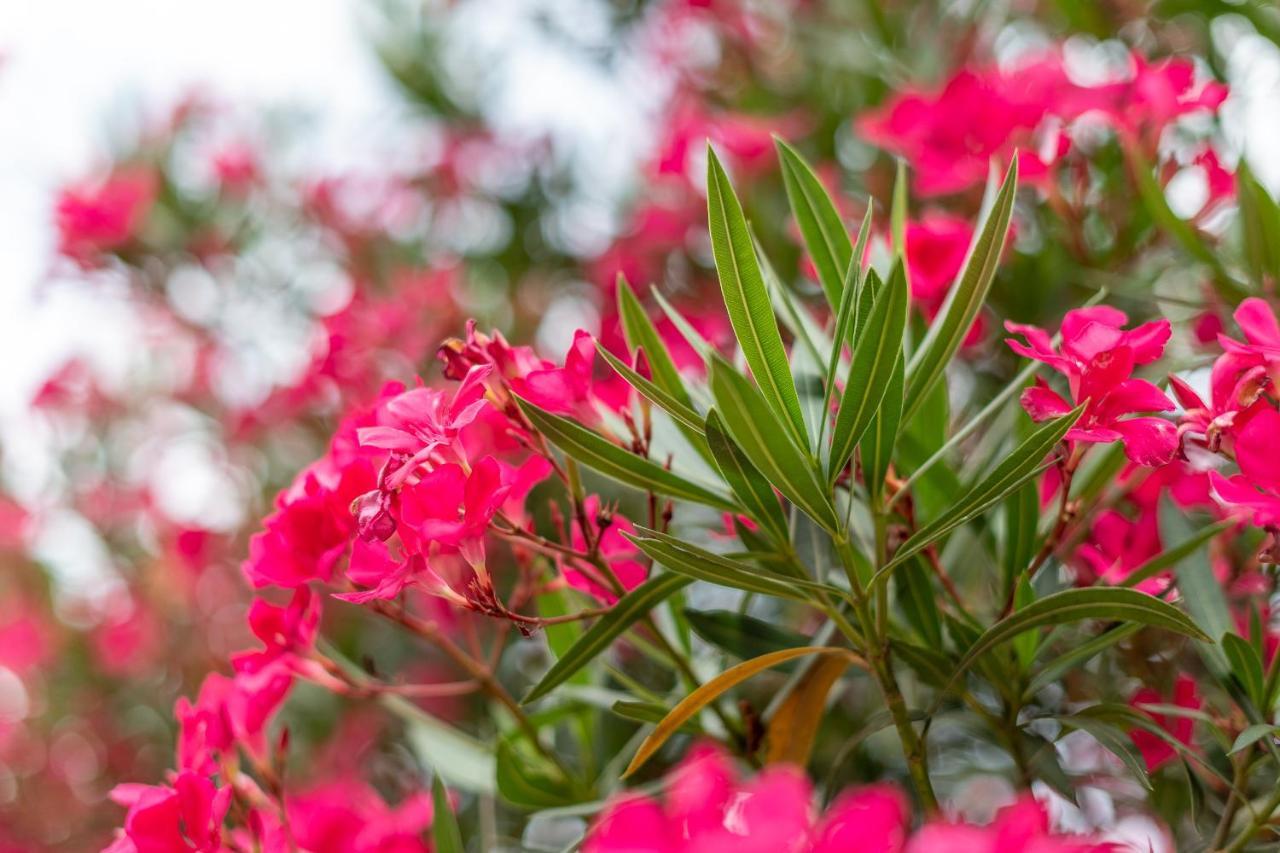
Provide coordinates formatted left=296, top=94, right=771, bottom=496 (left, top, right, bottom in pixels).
left=1, top=0, right=1280, bottom=848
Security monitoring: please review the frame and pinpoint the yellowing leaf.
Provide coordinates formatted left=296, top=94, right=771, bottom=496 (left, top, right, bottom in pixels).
left=624, top=646, right=865, bottom=778
left=764, top=653, right=858, bottom=766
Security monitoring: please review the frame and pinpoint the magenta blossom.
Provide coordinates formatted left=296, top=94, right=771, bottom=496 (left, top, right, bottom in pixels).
left=1128, top=675, right=1201, bottom=772
left=585, top=744, right=1114, bottom=852
left=56, top=168, right=156, bottom=265
left=1006, top=307, right=1177, bottom=466
left=104, top=771, right=230, bottom=853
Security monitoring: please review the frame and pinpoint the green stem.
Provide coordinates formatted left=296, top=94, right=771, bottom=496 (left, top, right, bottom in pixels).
left=834, top=534, right=938, bottom=813
left=1225, top=781, right=1280, bottom=852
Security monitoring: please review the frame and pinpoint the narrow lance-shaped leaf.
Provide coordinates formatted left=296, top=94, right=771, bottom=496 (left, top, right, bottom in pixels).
left=431, top=776, right=465, bottom=853
left=944, top=587, right=1211, bottom=696
left=684, top=608, right=810, bottom=661
left=523, top=573, right=693, bottom=703
left=775, top=137, right=852, bottom=310
left=595, top=343, right=706, bottom=435
left=1119, top=518, right=1231, bottom=590
left=616, top=275, right=694, bottom=409
left=1238, top=160, right=1280, bottom=290
left=705, top=409, right=789, bottom=543
left=627, top=527, right=847, bottom=604
left=706, top=146, right=809, bottom=448
left=1161, top=499, right=1233, bottom=678
left=709, top=358, right=842, bottom=533
left=764, top=653, right=855, bottom=766
left=624, top=646, right=866, bottom=777
left=903, top=158, right=1017, bottom=422
left=517, top=397, right=735, bottom=512
left=863, top=353, right=904, bottom=502
left=882, top=405, right=1083, bottom=575
left=819, top=206, right=875, bottom=444
left=890, top=158, right=909, bottom=279
left=828, top=260, right=909, bottom=482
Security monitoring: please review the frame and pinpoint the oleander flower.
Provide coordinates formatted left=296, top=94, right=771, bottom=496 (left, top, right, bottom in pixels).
left=1006, top=307, right=1177, bottom=466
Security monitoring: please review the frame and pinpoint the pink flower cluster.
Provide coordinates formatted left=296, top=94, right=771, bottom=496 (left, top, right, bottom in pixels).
left=586, top=745, right=1114, bottom=852
left=859, top=52, right=1228, bottom=196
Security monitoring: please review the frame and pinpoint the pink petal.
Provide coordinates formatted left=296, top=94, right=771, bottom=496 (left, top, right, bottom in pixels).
left=1236, top=406, right=1280, bottom=493
left=1112, top=417, right=1178, bottom=467
left=1235, top=297, right=1280, bottom=349
left=1020, top=379, right=1072, bottom=421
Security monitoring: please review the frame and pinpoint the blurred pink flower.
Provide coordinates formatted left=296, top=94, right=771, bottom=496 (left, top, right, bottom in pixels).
left=1128, top=674, right=1200, bottom=772
left=105, top=771, right=230, bottom=853
left=55, top=168, right=156, bottom=264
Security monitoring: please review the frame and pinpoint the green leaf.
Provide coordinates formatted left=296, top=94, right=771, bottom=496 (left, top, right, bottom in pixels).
left=684, top=608, right=810, bottom=661
left=706, top=146, right=808, bottom=447
left=1001, top=480, right=1040, bottom=595
left=948, top=587, right=1210, bottom=691
left=705, top=409, right=789, bottom=543
left=1238, top=160, right=1280, bottom=290
left=709, top=358, right=842, bottom=533
left=627, top=528, right=845, bottom=603
left=1023, top=623, right=1141, bottom=700
left=595, top=343, right=706, bottom=435
left=651, top=286, right=714, bottom=362
left=616, top=275, right=694, bottom=408
left=884, top=406, right=1083, bottom=574
left=431, top=775, right=465, bottom=853
left=1162, top=500, right=1234, bottom=678
left=894, top=557, right=942, bottom=648
left=775, top=137, right=852, bottom=310
left=496, top=736, right=581, bottom=809
left=820, top=207, right=876, bottom=433
left=1054, top=715, right=1153, bottom=791
left=903, top=159, right=1017, bottom=422
left=537, top=590, right=591, bottom=689
left=516, top=396, right=735, bottom=511
left=1012, top=577, right=1040, bottom=670
left=1223, top=632, right=1266, bottom=708
left=624, top=646, right=865, bottom=777
left=1121, top=520, right=1230, bottom=590
left=611, top=701, right=703, bottom=735
left=1230, top=723, right=1279, bottom=755
left=828, top=260, right=908, bottom=482
left=890, top=158, right=909, bottom=264
left=862, top=354, right=904, bottom=502
left=523, top=573, right=693, bottom=703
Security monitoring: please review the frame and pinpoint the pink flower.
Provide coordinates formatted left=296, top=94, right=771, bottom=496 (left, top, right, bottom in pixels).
left=857, top=60, right=1068, bottom=196
left=1209, top=405, right=1280, bottom=530
left=858, top=51, right=1227, bottom=197
left=1128, top=674, right=1200, bottom=772
left=174, top=670, right=291, bottom=774
left=585, top=744, right=1112, bottom=852
left=286, top=781, right=435, bottom=853
left=231, top=587, right=321, bottom=680
left=105, top=771, right=230, bottom=853
left=210, top=141, right=261, bottom=193
left=339, top=457, right=519, bottom=609
left=242, top=455, right=375, bottom=589
left=56, top=168, right=156, bottom=264
left=900, top=214, right=987, bottom=345
left=906, top=797, right=1115, bottom=852
left=1006, top=307, right=1177, bottom=466
left=356, top=366, right=492, bottom=490
left=585, top=745, right=815, bottom=852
